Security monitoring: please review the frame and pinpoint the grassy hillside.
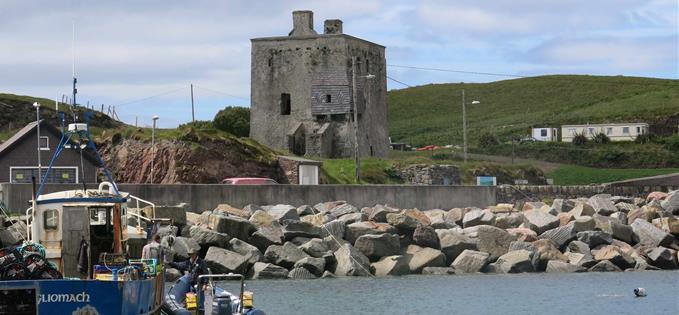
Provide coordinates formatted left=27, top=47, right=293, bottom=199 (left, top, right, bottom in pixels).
left=547, top=165, right=679, bottom=185
left=388, top=75, right=679, bottom=147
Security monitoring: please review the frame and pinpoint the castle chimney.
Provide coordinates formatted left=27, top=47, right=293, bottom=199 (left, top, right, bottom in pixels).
left=324, top=19, right=343, bottom=34
left=290, top=10, right=317, bottom=36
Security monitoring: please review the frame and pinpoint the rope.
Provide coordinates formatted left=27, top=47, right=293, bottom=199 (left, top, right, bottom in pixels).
left=307, top=205, right=376, bottom=278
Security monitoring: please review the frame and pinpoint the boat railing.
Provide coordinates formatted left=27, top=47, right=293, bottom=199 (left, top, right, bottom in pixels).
left=197, top=273, right=246, bottom=315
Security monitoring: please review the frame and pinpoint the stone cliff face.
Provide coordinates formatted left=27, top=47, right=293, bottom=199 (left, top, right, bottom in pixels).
left=99, top=138, right=281, bottom=184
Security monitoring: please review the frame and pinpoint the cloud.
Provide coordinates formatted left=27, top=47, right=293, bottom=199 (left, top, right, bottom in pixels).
left=0, top=0, right=676, bottom=126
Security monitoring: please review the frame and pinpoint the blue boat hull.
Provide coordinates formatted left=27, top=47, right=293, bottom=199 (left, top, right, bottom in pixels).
left=0, top=278, right=159, bottom=315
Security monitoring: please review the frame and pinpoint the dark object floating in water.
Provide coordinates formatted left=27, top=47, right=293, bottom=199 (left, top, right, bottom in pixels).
left=634, top=288, right=647, bottom=297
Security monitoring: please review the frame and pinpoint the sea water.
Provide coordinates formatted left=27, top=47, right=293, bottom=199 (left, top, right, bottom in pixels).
left=238, top=271, right=679, bottom=315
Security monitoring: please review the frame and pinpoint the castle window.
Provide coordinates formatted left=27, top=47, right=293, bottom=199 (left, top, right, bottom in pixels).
left=325, top=94, right=332, bottom=103
left=281, top=93, right=291, bottom=115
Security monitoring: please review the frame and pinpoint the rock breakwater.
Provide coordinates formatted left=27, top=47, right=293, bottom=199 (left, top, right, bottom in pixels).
left=158, top=191, right=679, bottom=280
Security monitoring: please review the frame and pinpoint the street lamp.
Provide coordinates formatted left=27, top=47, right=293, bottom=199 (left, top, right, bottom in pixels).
left=461, top=89, right=480, bottom=163
left=150, top=115, right=159, bottom=184
left=351, top=56, right=375, bottom=183
left=33, top=102, right=42, bottom=183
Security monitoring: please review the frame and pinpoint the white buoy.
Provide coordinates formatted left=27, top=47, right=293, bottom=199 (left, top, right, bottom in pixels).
left=634, top=288, right=647, bottom=297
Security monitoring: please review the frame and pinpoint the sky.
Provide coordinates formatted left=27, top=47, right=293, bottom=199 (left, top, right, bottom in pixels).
left=1, top=0, right=677, bottom=128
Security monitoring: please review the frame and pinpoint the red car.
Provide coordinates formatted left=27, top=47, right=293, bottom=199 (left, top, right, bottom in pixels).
left=221, top=177, right=278, bottom=185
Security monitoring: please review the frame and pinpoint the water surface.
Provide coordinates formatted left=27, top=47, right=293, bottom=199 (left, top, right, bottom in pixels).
left=240, top=271, right=679, bottom=315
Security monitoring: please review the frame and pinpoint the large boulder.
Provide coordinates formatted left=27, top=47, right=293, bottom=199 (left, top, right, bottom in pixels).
left=267, top=204, right=300, bottom=222
left=299, top=238, right=332, bottom=258
left=320, top=220, right=346, bottom=240
left=568, top=203, right=595, bottom=218
left=248, top=262, right=289, bottom=279
left=595, top=217, right=636, bottom=244
left=338, top=213, right=365, bottom=225
left=628, top=206, right=659, bottom=223
left=593, top=245, right=635, bottom=270
left=263, top=242, right=309, bottom=269
left=523, top=210, right=559, bottom=234
left=189, top=225, right=230, bottom=248
left=466, top=225, right=517, bottom=262
left=386, top=212, right=420, bottom=234
left=403, top=209, right=432, bottom=225
left=296, top=205, right=315, bottom=216
left=228, top=238, right=263, bottom=266
left=462, top=209, right=495, bottom=228
left=506, top=228, right=538, bottom=242
left=589, top=260, right=622, bottom=272
left=288, top=267, right=316, bottom=279
left=0, top=221, right=27, bottom=246
left=314, top=201, right=346, bottom=213
left=208, top=214, right=256, bottom=241
left=445, top=208, right=465, bottom=225
left=404, top=245, right=446, bottom=273
left=538, top=223, right=577, bottom=249
left=354, top=233, right=400, bottom=261
left=496, top=250, right=536, bottom=273
left=170, top=237, right=201, bottom=261
left=154, top=203, right=189, bottom=226
left=249, top=223, right=284, bottom=252
left=576, top=231, right=613, bottom=248
left=588, top=194, right=616, bottom=216
left=645, top=246, right=678, bottom=270
left=557, top=213, right=574, bottom=226
left=204, top=247, right=250, bottom=274
left=494, top=213, right=524, bottom=229
left=552, top=199, right=575, bottom=213
left=328, top=203, right=359, bottom=218
left=630, top=219, right=675, bottom=247
left=301, top=213, right=335, bottom=227
left=366, top=205, right=400, bottom=223
left=660, top=190, right=679, bottom=213
left=425, top=209, right=457, bottom=229
left=573, top=216, right=596, bottom=232
left=566, top=252, right=596, bottom=268
left=546, top=260, right=586, bottom=273
left=282, top=221, right=322, bottom=240
left=413, top=224, right=440, bottom=249
left=249, top=210, right=275, bottom=228
left=532, top=239, right=568, bottom=270
left=333, top=244, right=372, bottom=277
left=370, top=255, right=410, bottom=276
left=294, top=257, right=326, bottom=276
left=451, top=250, right=489, bottom=273
left=345, top=222, right=397, bottom=244
left=657, top=217, right=679, bottom=237
left=213, top=203, right=250, bottom=219
left=437, top=230, right=477, bottom=264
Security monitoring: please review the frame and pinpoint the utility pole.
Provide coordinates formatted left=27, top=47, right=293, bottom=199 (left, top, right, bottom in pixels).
left=190, top=83, right=195, bottom=123
left=351, top=56, right=360, bottom=183
left=462, top=89, right=467, bottom=163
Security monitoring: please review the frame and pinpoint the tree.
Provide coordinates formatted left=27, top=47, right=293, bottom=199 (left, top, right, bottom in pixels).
left=213, top=106, right=250, bottom=137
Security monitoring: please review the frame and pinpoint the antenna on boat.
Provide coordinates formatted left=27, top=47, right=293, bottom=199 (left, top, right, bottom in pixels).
left=71, top=20, right=78, bottom=123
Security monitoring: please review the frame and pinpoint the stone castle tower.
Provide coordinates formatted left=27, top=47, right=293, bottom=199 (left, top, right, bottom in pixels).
left=250, top=10, right=389, bottom=158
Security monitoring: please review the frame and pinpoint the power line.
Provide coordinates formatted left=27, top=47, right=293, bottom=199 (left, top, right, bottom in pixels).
left=387, top=75, right=412, bottom=88
left=193, top=85, right=249, bottom=101
left=387, top=64, right=679, bottom=87
left=116, top=86, right=189, bottom=107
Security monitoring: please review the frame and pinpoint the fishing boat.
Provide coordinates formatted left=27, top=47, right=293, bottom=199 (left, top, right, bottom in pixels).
left=0, top=87, right=165, bottom=314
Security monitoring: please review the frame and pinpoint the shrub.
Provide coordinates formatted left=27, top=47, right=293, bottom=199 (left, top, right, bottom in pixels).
left=179, top=120, right=213, bottom=130
left=478, top=132, right=500, bottom=148
left=662, top=135, right=679, bottom=152
left=213, top=106, right=250, bottom=137
left=572, top=133, right=588, bottom=146
left=635, top=133, right=655, bottom=144
left=592, top=132, right=610, bottom=144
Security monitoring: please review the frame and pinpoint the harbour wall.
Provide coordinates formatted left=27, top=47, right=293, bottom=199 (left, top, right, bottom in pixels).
left=2, top=183, right=675, bottom=214
left=0, top=183, right=495, bottom=213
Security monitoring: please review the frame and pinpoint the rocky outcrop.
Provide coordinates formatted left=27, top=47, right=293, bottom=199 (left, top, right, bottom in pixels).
left=451, top=250, right=489, bottom=273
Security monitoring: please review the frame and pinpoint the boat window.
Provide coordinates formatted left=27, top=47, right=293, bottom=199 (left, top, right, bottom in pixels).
left=89, top=207, right=110, bottom=226
left=43, top=209, right=58, bottom=230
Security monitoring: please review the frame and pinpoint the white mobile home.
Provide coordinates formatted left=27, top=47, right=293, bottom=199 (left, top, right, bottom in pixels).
left=531, top=127, right=559, bottom=142
left=561, top=123, right=649, bottom=142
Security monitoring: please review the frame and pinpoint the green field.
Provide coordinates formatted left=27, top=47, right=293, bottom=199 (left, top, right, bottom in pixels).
left=388, top=75, right=679, bottom=147
left=547, top=165, right=679, bottom=185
